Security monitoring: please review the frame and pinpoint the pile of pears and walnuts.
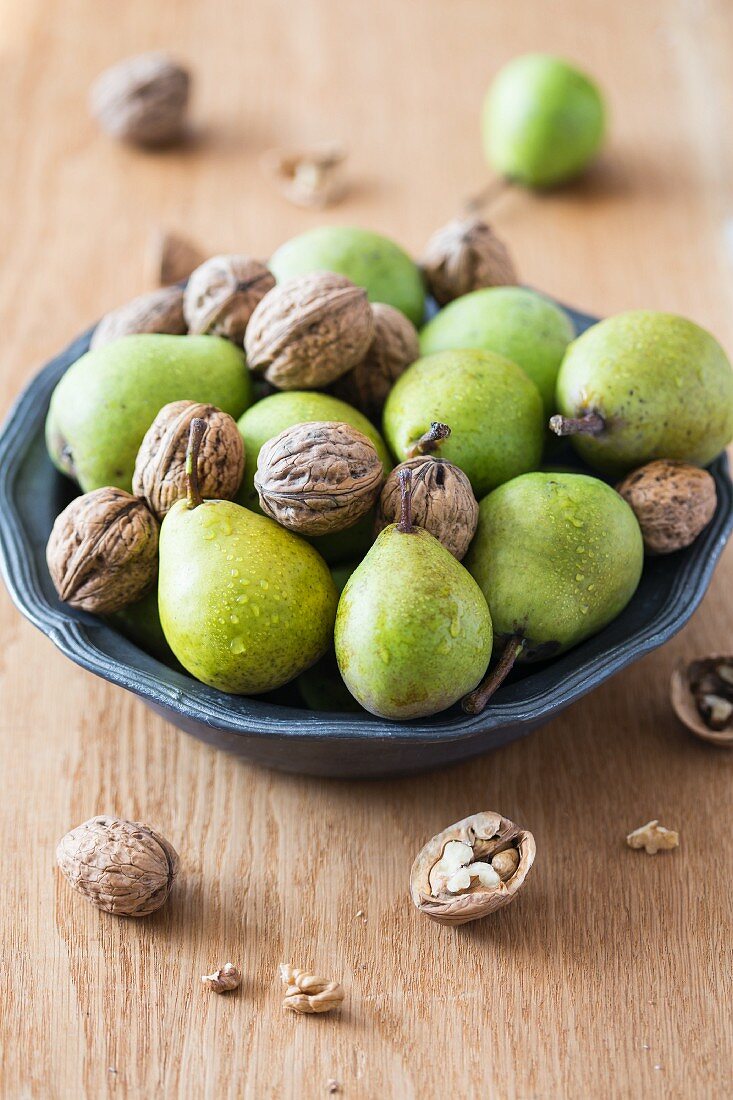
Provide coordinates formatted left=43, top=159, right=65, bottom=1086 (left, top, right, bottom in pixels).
left=44, top=215, right=733, bottom=722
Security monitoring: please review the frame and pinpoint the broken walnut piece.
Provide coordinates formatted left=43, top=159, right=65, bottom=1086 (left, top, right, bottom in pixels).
left=262, top=144, right=347, bottom=209
left=670, top=654, right=733, bottom=747
left=626, top=821, right=679, bottom=855
left=279, top=965, right=345, bottom=1015
left=202, top=962, right=242, bottom=993
left=149, top=229, right=206, bottom=287
left=410, top=811, right=535, bottom=925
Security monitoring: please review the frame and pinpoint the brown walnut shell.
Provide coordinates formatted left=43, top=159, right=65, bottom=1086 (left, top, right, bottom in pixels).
left=670, top=655, right=733, bottom=747
left=410, top=811, right=535, bottom=926
left=46, top=487, right=159, bottom=613
left=89, top=53, right=190, bottom=147
left=149, top=229, right=205, bottom=287
left=57, top=815, right=179, bottom=917
left=616, top=459, right=717, bottom=555
left=90, top=285, right=186, bottom=350
left=244, top=272, right=374, bottom=390
left=376, top=456, right=478, bottom=560
left=133, top=401, right=245, bottom=518
left=255, top=421, right=383, bottom=535
left=184, top=255, right=275, bottom=343
left=421, top=216, right=518, bottom=306
left=331, top=303, right=419, bottom=422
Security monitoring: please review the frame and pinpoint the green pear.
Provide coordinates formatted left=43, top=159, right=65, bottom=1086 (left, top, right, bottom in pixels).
left=483, top=54, right=605, bottom=188
left=552, top=311, right=733, bottom=476
left=46, top=334, right=253, bottom=492
left=463, top=472, right=643, bottom=711
left=296, top=654, right=363, bottom=713
left=335, top=470, right=493, bottom=720
left=382, top=349, right=544, bottom=498
left=420, top=287, right=574, bottom=417
left=269, top=225, right=425, bottom=326
left=237, top=390, right=391, bottom=564
left=159, top=421, right=337, bottom=694
left=108, top=586, right=180, bottom=667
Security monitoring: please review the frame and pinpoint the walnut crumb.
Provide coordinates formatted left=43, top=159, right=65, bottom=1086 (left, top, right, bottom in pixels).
left=626, top=821, right=679, bottom=855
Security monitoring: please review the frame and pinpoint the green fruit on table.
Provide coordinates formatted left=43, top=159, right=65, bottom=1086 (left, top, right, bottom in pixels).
left=46, top=334, right=253, bottom=492
left=420, top=287, right=575, bottom=417
left=482, top=54, right=605, bottom=188
left=552, top=311, right=733, bottom=476
left=269, top=225, right=425, bottom=326
left=382, top=349, right=544, bottom=498
left=335, top=470, right=493, bottom=720
left=159, top=422, right=337, bottom=694
left=463, top=472, right=643, bottom=711
left=109, top=586, right=180, bottom=667
left=237, top=390, right=391, bottom=564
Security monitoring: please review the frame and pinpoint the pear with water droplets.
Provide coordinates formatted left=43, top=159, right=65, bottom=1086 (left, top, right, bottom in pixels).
left=462, top=472, right=643, bottom=713
left=158, top=420, right=337, bottom=694
left=335, top=470, right=493, bottom=720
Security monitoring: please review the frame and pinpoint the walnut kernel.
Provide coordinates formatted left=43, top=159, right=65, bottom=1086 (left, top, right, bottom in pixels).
left=245, top=273, right=374, bottom=390
left=184, top=255, right=275, bottom=343
left=56, top=815, right=179, bottom=916
left=410, top=812, right=535, bottom=925
left=133, top=401, right=245, bottom=518
left=46, top=487, right=159, bottom=613
left=626, top=821, right=679, bottom=855
left=255, top=421, right=383, bottom=535
left=279, top=965, right=345, bottom=1015
left=89, top=53, right=190, bottom=147
left=616, top=460, right=717, bottom=555
left=262, top=144, right=347, bottom=209
left=90, top=286, right=186, bottom=350
left=202, top=962, right=242, bottom=993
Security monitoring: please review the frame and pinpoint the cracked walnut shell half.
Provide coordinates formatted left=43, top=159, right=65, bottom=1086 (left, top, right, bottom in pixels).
left=410, top=811, right=535, bottom=925
left=255, top=421, right=383, bottom=535
left=244, top=272, right=374, bottom=390
left=133, top=400, right=245, bottom=518
left=46, top=487, right=159, bottom=613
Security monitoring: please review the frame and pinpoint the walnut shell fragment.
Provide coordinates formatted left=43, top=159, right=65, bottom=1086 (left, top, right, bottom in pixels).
left=46, top=487, right=159, bottom=613
left=133, top=401, right=245, bottom=518
left=421, top=216, right=518, bottom=306
left=90, top=285, right=186, bottom=350
left=184, top=255, right=275, bottom=343
left=670, top=654, right=733, bottom=747
left=149, top=229, right=205, bottom=287
left=89, top=53, right=190, bottom=147
left=616, top=460, right=717, bottom=555
left=255, top=421, right=383, bottom=536
left=279, top=965, right=345, bottom=1015
left=376, top=456, right=478, bottom=560
left=332, top=303, right=419, bottom=422
left=56, top=815, right=179, bottom=916
left=410, top=811, right=535, bottom=925
left=245, top=273, right=374, bottom=390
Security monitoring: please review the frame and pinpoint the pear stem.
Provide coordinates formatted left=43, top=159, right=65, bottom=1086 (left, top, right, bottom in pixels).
left=185, top=418, right=206, bottom=509
left=462, top=636, right=527, bottom=715
left=397, top=467, right=414, bottom=534
left=406, top=422, right=451, bottom=458
left=549, top=412, right=606, bottom=438
left=463, top=175, right=511, bottom=216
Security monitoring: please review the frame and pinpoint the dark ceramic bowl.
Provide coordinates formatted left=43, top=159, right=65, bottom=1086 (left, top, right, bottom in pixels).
left=1, top=304, right=731, bottom=777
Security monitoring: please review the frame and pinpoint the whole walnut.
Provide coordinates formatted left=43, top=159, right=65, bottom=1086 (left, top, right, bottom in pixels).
left=255, top=421, right=383, bottom=535
left=421, top=216, right=518, bottom=305
left=332, top=303, right=420, bottom=422
left=91, top=286, right=186, bottom=350
left=57, top=815, right=179, bottom=917
left=133, top=401, right=245, bottom=518
left=245, top=273, right=374, bottom=390
left=616, top=459, right=717, bottom=555
left=184, top=255, right=275, bottom=343
left=89, top=53, right=190, bottom=147
left=46, top=487, right=159, bottom=613
left=376, top=456, right=479, bottom=559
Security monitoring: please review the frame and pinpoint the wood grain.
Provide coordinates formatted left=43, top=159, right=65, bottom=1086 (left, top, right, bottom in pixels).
left=1, top=1, right=732, bottom=1097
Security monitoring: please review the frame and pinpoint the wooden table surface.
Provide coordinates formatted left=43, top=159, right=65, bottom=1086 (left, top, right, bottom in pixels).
left=1, top=1, right=732, bottom=1097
